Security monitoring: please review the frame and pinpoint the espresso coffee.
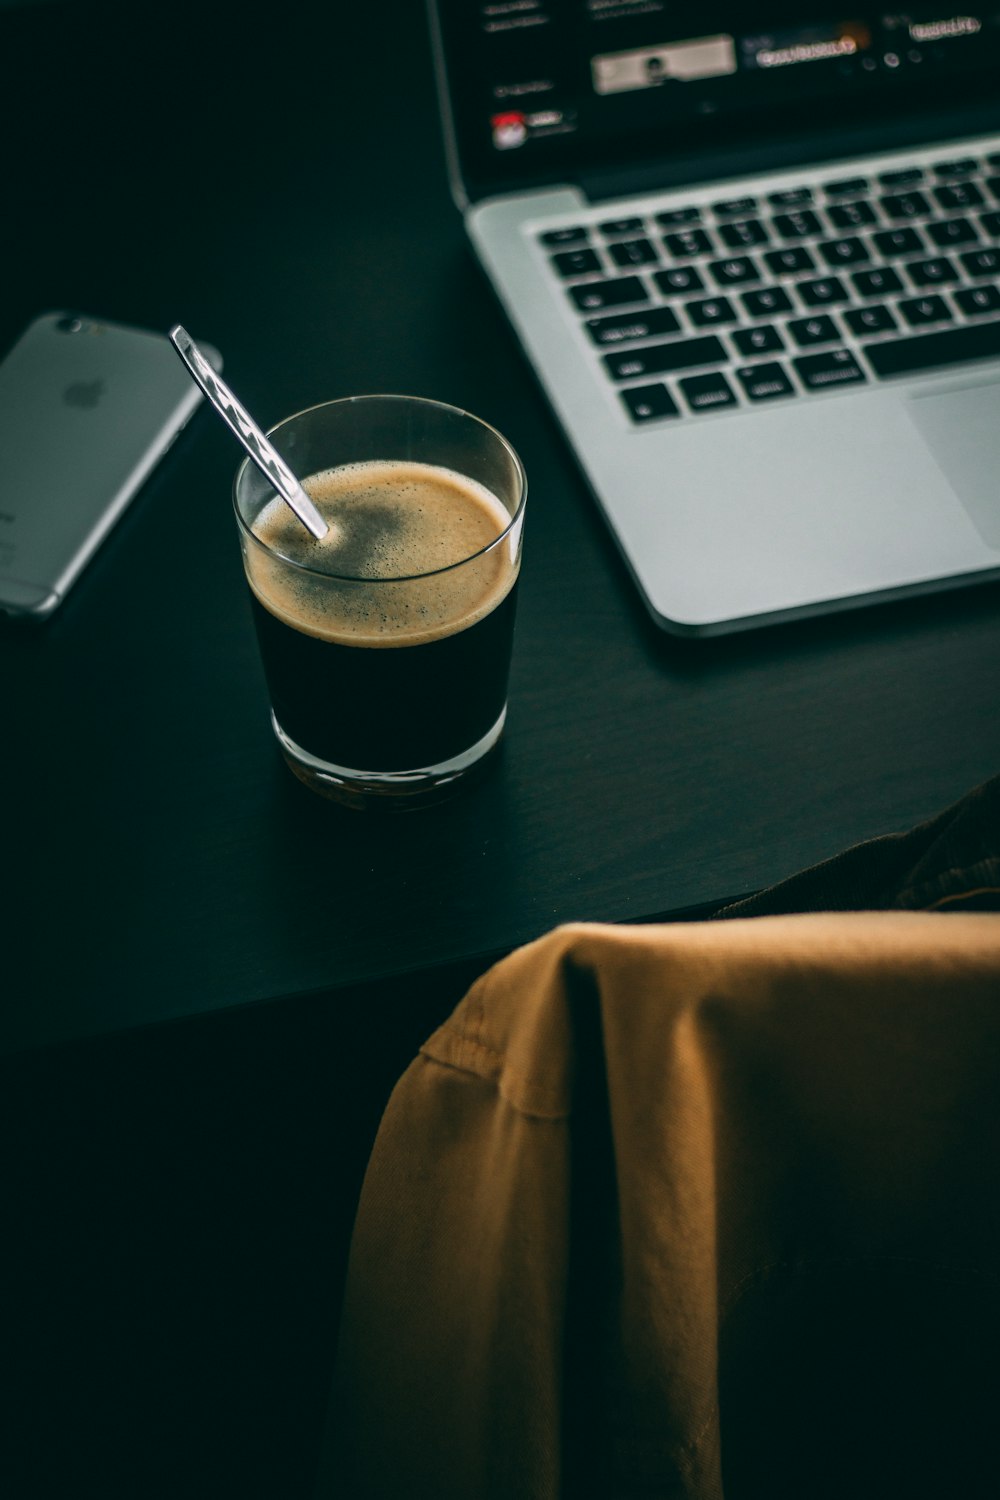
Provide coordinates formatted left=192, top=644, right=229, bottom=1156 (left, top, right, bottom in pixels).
left=243, top=460, right=520, bottom=772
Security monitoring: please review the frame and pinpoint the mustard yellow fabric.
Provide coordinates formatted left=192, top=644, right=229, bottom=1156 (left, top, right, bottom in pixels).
left=324, top=913, right=1000, bottom=1499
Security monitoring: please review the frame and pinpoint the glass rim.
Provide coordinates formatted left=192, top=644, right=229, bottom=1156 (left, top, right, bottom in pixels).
left=232, top=393, right=527, bottom=585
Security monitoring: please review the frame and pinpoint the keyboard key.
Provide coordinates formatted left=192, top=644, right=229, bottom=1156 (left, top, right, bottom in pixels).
left=853, top=266, right=903, bottom=297
left=926, top=217, right=978, bottom=248
left=569, top=276, right=648, bottom=312
left=906, top=257, right=958, bottom=286
left=933, top=158, right=978, bottom=178
left=654, top=266, right=704, bottom=295
left=552, top=247, right=602, bottom=278
left=609, top=237, right=658, bottom=268
left=864, top=318, right=1000, bottom=377
left=655, top=206, right=701, bottom=226
left=844, top=304, right=898, bottom=336
left=899, top=295, right=953, bottom=326
left=686, top=296, right=738, bottom=326
left=774, top=209, right=822, bottom=238
left=798, top=276, right=849, bottom=307
left=769, top=187, right=813, bottom=207
left=960, top=247, right=1000, bottom=277
left=881, top=191, right=931, bottom=219
left=585, top=306, right=682, bottom=346
left=880, top=167, right=924, bottom=186
left=825, top=176, right=870, bottom=196
left=540, top=226, right=588, bottom=246
left=987, top=177, right=1000, bottom=202
left=980, top=211, right=1000, bottom=237
left=742, top=286, right=793, bottom=317
left=789, top=314, right=840, bottom=347
left=679, top=371, right=738, bottom=412
left=819, top=236, right=870, bottom=268
left=620, top=383, right=680, bottom=422
left=602, top=334, right=727, bottom=380
left=599, top=216, right=645, bottom=236
left=793, top=348, right=867, bottom=388
left=954, top=284, right=1000, bottom=316
left=719, top=219, right=769, bottom=248
left=827, top=200, right=877, bottom=229
left=934, top=182, right=984, bottom=212
left=733, top=324, right=784, bottom=356
left=664, top=228, right=714, bottom=258
left=736, top=361, right=796, bottom=401
left=708, top=256, right=760, bottom=286
left=765, top=246, right=816, bottom=275
left=873, top=227, right=925, bottom=257
left=713, top=196, right=758, bottom=217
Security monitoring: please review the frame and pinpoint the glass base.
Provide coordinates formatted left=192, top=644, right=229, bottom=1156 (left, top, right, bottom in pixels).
left=271, top=707, right=506, bottom=809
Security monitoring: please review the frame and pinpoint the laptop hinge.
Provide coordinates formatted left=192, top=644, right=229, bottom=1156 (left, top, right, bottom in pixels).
left=578, top=103, right=1000, bottom=204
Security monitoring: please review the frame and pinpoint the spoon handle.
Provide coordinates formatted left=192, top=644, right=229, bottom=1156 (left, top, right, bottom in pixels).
left=169, top=325, right=328, bottom=540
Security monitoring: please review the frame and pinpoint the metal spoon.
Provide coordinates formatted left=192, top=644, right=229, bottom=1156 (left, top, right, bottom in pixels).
left=169, top=325, right=329, bottom=540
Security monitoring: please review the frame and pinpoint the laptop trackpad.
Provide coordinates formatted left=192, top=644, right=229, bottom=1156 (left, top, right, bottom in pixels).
left=907, top=381, right=1000, bottom=549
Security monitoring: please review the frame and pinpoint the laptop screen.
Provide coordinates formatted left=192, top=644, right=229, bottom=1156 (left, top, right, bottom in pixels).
left=434, top=1, right=1000, bottom=196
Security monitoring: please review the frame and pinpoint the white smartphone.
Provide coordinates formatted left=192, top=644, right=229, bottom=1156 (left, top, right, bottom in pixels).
left=0, top=311, right=221, bottom=619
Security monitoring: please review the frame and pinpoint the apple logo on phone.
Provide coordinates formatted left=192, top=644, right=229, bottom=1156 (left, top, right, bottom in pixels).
left=63, top=379, right=105, bottom=409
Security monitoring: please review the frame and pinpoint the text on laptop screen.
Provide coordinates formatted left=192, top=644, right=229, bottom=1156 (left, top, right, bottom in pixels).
left=439, top=1, right=1000, bottom=190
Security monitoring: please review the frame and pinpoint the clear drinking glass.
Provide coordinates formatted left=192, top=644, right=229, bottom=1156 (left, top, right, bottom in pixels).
left=233, top=395, right=526, bottom=808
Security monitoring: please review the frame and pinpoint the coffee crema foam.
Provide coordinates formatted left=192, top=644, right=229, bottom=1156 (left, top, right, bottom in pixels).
left=245, top=460, right=518, bottom=647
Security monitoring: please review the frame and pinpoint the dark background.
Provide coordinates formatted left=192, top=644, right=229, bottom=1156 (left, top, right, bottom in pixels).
left=1, top=2, right=998, bottom=1495
left=2, top=8, right=487, bottom=1494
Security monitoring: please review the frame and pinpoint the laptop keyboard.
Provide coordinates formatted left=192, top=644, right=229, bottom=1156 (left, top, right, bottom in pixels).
left=536, top=151, right=1000, bottom=422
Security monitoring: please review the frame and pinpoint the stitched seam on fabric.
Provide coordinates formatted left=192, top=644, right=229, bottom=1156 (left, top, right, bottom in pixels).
left=415, top=1046, right=571, bottom=1120
left=470, top=985, right=488, bottom=1049
left=420, top=1027, right=505, bottom=1072
left=921, top=884, right=1000, bottom=910
left=894, top=859, right=1000, bottom=908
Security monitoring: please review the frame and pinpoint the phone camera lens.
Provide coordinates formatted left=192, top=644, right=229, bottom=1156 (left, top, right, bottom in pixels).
left=56, top=316, right=83, bottom=334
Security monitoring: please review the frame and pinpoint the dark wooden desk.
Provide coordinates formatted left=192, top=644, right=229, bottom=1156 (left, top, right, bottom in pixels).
left=4, top=0, right=998, bottom=1057
left=2, top=4, right=998, bottom=1494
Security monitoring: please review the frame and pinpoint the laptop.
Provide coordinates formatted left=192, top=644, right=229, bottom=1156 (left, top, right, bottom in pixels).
left=427, top=0, right=1000, bottom=635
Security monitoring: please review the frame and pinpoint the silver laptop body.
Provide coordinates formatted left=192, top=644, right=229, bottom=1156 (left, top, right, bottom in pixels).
left=428, top=1, right=1000, bottom=635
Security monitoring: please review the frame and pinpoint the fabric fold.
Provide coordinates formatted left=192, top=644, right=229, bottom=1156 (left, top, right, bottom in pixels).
left=323, top=912, right=1000, bottom=1499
